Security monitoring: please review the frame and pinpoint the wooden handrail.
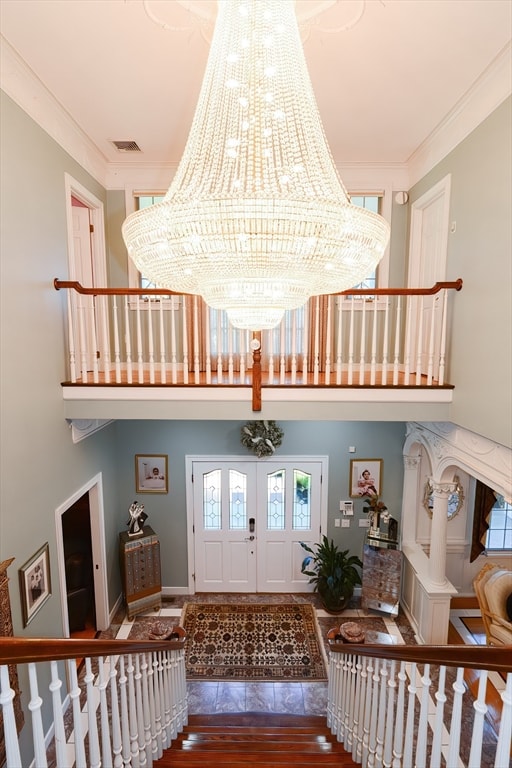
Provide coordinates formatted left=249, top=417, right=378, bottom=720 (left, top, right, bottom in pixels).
left=327, top=633, right=512, bottom=673
left=54, top=278, right=463, bottom=297
left=0, top=629, right=186, bottom=664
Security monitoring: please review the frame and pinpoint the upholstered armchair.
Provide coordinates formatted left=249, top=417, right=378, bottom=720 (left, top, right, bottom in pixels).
left=473, top=562, right=512, bottom=646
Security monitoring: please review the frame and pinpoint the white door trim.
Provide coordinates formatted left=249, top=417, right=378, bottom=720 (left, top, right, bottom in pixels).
left=408, top=173, right=451, bottom=287
left=64, top=173, right=107, bottom=285
left=185, top=454, right=329, bottom=594
left=54, top=472, right=109, bottom=635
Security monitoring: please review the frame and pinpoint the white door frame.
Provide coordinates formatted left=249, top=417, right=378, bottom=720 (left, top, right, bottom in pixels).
left=54, top=472, right=109, bottom=635
left=64, top=173, right=107, bottom=285
left=185, top=454, right=329, bottom=594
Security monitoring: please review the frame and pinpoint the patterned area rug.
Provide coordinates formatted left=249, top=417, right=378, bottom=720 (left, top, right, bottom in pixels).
left=181, top=602, right=328, bottom=681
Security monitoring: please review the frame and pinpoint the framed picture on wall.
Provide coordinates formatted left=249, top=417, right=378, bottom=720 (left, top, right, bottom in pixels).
left=19, top=543, right=51, bottom=627
left=350, top=459, right=383, bottom=498
left=135, top=454, right=168, bottom=493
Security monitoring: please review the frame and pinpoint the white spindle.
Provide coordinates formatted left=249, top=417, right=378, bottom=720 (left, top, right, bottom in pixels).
left=194, top=297, right=200, bottom=383
left=348, top=297, right=355, bottom=384
left=160, top=651, right=172, bottom=747
left=90, top=297, right=99, bottom=383
left=359, top=299, right=367, bottom=385
left=152, top=654, right=163, bottom=759
left=403, top=296, right=412, bottom=385
left=362, top=656, right=375, bottom=767
left=354, top=656, right=368, bottom=763
left=107, top=658, right=123, bottom=768
left=140, top=653, right=153, bottom=767
left=0, top=665, right=22, bottom=768
left=383, top=660, right=396, bottom=768
left=118, top=655, right=132, bottom=768
left=98, top=657, right=113, bottom=768
left=351, top=656, right=363, bottom=762
left=205, top=307, right=212, bottom=383
left=446, top=666, right=465, bottom=767
left=49, top=660, right=68, bottom=768
left=336, top=297, right=343, bottom=385
left=100, top=295, right=111, bottom=383
left=324, top=296, right=332, bottom=383
left=27, top=662, right=47, bottom=768
left=112, top=296, right=122, bottom=384
left=134, top=655, right=147, bottom=767
left=78, top=298, right=88, bottom=383
left=268, top=328, right=274, bottom=383
left=370, top=297, right=378, bottom=385
left=495, top=672, right=512, bottom=768
left=291, top=310, right=297, bottom=384
left=415, top=296, right=424, bottom=385
left=123, top=296, right=132, bottom=384
left=66, top=291, right=77, bottom=382
left=147, top=300, right=155, bottom=384
left=171, top=296, right=177, bottom=383
left=216, top=311, right=222, bottom=382
left=239, top=330, right=246, bottom=383
left=147, top=649, right=158, bottom=764
left=426, top=295, right=437, bottom=385
left=313, top=297, right=320, bottom=384
left=135, top=297, right=144, bottom=383
left=375, top=659, right=388, bottom=768
left=67, top=659, right=87, bottom=768
left=468, top=669, right=488, bottom=768
left=438, top=288, right=448, bottom=385
left=392, top=297, right=401, bottom=386
left=402, top=662, right=417, bottom=768
left=228, top=321, right=234, bottom=383
left=182, top=297, right=189, bottom=384
left=126, top=654, right=141, bottom=768
left=430, top=664, right=447, bottom=768
left=157, top=653, right=169, bottom=750
left=367, top=657, right=380, bottom=768
left=391, top=661, right=406, bottom=768
left=280, top=318, right=286, bottom=384
left=85, top=657, right=101, bottom=768
left=159, top=299, right=166, bottom=384
left=415, top=663, right=431, bottom=768
left=302, top=301, right=308, bottom=381
left=381, top=297, right=389, bottom=385
left=346, top=653, right=357, bottom=753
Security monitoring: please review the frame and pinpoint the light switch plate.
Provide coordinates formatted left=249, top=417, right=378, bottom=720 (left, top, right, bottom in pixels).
left=341, top=518, right=351, bottom=528
left=334, top=518, right=341, bottom=527
left=359, top=518, right=370, bottom=527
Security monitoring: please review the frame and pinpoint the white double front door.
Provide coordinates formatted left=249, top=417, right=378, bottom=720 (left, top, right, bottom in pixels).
left=187, top=456, right=327, bottom=593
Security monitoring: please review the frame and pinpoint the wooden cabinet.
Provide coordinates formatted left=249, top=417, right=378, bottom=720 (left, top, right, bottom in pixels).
left=361, top=537, right=402, bottom=616
left=119, top=526, right=161, bottom=619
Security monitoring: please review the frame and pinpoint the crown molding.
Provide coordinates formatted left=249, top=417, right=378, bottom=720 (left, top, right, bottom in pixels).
left=408, top=42, right=512, bottom=188
left=0, top=37, right=109, bottom=187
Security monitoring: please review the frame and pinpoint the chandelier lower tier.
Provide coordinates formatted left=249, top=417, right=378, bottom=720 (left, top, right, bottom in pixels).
left=122, top=0, right=390, bottom=331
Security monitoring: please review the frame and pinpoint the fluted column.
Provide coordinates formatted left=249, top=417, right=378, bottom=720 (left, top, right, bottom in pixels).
left=401, top=454, right=421, bottom=544
left=428, top=479, right=456, bottom=586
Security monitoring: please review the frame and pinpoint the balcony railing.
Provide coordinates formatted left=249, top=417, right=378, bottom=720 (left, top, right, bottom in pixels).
left=54, top=279, right=462, bottom=410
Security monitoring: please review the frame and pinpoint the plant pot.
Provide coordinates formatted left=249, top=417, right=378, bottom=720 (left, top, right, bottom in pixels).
left=318, top=590, right=352, bottom=614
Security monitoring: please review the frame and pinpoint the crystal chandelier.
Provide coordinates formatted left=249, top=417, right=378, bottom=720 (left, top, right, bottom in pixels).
left=122, top=0, right=390, bottom=330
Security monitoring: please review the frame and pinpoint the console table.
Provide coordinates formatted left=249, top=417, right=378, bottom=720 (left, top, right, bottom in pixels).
left=119, top=526, right=161, bottom=619
left=361, top=533, right=402, bottom=616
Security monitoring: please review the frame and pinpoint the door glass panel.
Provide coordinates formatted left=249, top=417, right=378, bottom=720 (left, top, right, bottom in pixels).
left=203, top=469, right=221, bottom=530
left=293, top=469, right=311, bottom=530
left=267, top=470, right=285, bottom=530
left=229, top=470, right=247, bottom=529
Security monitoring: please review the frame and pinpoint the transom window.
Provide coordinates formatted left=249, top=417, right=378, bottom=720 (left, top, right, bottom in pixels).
left=486, top=496, right=512, bottom=550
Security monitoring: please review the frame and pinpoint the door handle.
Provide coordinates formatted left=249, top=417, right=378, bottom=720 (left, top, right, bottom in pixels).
left=244, top=535, right=255, bottom=541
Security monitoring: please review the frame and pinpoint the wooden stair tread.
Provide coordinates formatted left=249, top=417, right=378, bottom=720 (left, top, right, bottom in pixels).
left=186, top=713, right=328, bottom=728
left=178, top=732, right=331, bottom=742
left=178, top=741, right=346, bottom=752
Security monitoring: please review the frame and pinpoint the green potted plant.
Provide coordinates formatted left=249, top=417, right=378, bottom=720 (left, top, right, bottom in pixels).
left=300, top=536, right=363, bottom=614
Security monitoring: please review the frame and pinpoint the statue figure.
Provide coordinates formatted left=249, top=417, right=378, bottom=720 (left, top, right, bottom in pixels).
left=127, top=501, right=147, bottom=537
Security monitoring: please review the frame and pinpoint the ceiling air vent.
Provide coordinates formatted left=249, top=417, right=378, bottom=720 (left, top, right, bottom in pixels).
left=111, top=140, right=141, bottom=152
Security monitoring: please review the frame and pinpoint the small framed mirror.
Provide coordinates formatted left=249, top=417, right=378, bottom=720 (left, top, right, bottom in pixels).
left=423, top=475, right=464, bottom=520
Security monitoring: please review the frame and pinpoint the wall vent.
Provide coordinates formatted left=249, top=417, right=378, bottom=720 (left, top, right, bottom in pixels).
left=111, top=140, right=142, bottom=152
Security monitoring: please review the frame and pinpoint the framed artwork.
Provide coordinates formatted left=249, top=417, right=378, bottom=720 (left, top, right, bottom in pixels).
left=19, top=543, right=51, bottom=627
left=350, top=459, right=383, bottom=498
left=135, top=454, right=168, bottom=493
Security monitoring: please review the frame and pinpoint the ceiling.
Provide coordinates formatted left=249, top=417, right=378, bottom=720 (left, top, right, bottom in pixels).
left=1, top=0, right=511, bottom=169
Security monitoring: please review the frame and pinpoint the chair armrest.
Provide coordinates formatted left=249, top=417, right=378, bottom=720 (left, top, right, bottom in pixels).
left=489, top=611, right=512, bottom=630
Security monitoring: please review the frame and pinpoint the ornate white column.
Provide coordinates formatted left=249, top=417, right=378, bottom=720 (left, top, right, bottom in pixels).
left=428, top=480, right=456, bottom=586
left=402, top=454, right=421, bottom=544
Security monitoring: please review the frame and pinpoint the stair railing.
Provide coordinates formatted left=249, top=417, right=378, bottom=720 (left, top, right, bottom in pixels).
left=0, top=632, right=187, bottom=768
left=326, top=636, right=512, bottom=768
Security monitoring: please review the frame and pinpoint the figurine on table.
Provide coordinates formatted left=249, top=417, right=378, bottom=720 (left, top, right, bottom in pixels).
left=127, top=501, right=148, bottom=537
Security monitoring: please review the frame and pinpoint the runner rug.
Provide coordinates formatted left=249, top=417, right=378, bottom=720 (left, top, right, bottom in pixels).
left=181, top=602, right=328, bottom=681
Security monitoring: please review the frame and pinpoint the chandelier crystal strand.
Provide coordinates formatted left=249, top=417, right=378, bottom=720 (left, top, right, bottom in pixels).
left=122, top=0, right=390, bottom=330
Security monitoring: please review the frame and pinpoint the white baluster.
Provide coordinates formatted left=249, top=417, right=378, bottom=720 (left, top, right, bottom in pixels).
left=291, top=310, right=297, bottom=384
left=123, top=296, right=132, bottom=383
left=415, top=296, right=424, bottom=385
left=205, top=307, right=212, bottom=383
left=370, top=297, right=378, bottom=385
left=345, top=653, right=357, bottom=753
left=375, top=658, right=388, bottom=768
left=49, top=660, right=68, bottom=768
left=495, top=671, right=512, bottom=768
left=147, top=299, right=155, bottom=384
left=392, top=297, right=401, bottom=386
left=239, top=330, right=246, bottom=383
left=159, top=299, right=166, bottom=384
left=67, top=659, right=87, bottom=768
left=324, top=296, right=332, bottom=383
left=403, top=296, right=412, bottom=385
left=430, top=664, right=447, bottom=768
left=90, top=296, right=99, bottom=383
left=66, top=291, right=77, bottom=382
left=216, top=310, right=222, bottom=382
left=147, top=649, right=158, bottom=762
left=391, top=661, right=406, bottom=768
left=193, top=297, right=200, bottom=383
left=140, top=653, right=153, bottom=766
left=348, top=297, right=355, bottom=385
left=302, top=301, right=308, bottom=382
left=354, top=656, right=368, bottom=763
left=160, top=651, right=172, bottom=746
left=0, top=665, right=23, bottom=768
left=351, top=655, right=363, bottom=762
left=359, top=298, right=366, bottom=385
left=117, top=656, right=131, bottom=767
left=134, top=655, right=147, bottom=766
left=402, top=662, right=417, bottom=768
left=415, top=663, right=431, bottom=768
left=438, top=289, right=448, bottom=385
left=98, top=657, right=113, bottom=768
left=280, top=318, right=286, bottom=384
left=112, top=296, right=121, bottom=384
left=28, top=662, right=47, bottom=768
left=336, top=296, right=343, bottom=385
left=78, top=296, right=88, bottom=382
left=468, top=669, right=488, bottom=768
left=362, top=656, right=375, bottom=767
left=367, top=657, right=380, bottom=768
left=313, top=297, right=320, bottom=385
left=268, top=328, right=274, bottom=383
left=228, top=320, right=234, bottom=383
left=381, top=297, right=389, bottom=385
left=101, top=294, right=111, bottom=383
left=126, top=654, right=141, bottom=768
left=157, top=652, right=169, bottom=750
left=152, top=654, right=163, bottom=759
left=84, top=657, right=101, bottom=768
left=108, top=657, right=124, bottom=768
left=383, top=660, right=396, bottom=768
left=426, top=294, right=437, bottom=385
left=135, top=296, right=144, bottom=383
left=170, top=296, right=177, bottom=383
left=182, top=297, right=189, bottom=384
left=446, top=666, right=465, bottom=768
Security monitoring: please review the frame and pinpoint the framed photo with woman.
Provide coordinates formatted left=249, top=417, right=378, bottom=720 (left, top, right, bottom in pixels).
left=350, top=459, right=383, bottom=498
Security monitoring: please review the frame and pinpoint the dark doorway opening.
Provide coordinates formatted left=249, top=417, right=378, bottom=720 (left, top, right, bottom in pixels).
left=62, top=492, right=96, bottom=638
